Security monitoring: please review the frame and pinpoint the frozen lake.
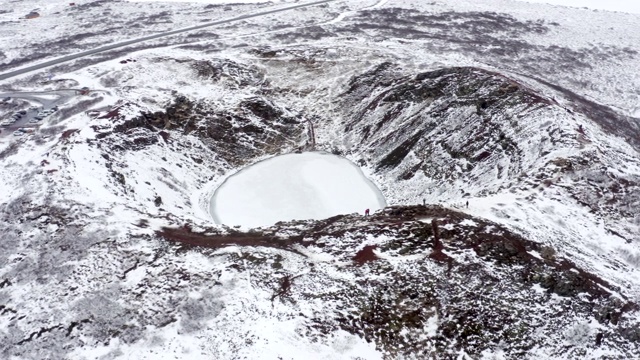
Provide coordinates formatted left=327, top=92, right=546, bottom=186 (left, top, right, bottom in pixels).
left=210, top=152, right=386, bottom=228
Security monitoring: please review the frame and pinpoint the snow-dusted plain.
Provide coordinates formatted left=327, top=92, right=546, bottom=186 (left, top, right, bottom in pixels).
left=211, top=152, right=385, bottom=228
left=129, top=0, right=273, bottom=3
left=513, top=0, right=640, bottom=14
left=1, top=0, right=640, bottom=359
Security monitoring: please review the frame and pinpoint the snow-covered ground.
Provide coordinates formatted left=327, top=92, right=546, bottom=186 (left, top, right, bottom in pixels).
left=129, top=0, right=275, bottom=2
left=1, top=0, right=640, bottom=358
left=127, top=0, right=640, bottom=14
left=211, top=152, right=385, bottom=228
left=513, top=0, right=640, bottom=14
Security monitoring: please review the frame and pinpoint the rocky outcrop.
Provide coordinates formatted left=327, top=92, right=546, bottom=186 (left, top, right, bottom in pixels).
left=155, top=205, right=640, bottom=358
left=342, top=65, right=553, bottom=182
left=101, top=94, right=303, bottom=166
left=338, top=64, right=640, bottom=227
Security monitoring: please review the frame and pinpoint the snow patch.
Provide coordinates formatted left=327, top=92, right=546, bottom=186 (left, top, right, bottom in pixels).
left=424, top=313, right=438, bottom=337
left=532, top=283, right=546, bottom=294
left=459, top=219, right=478, bottom=227
left=529, top=250, right=543, bottom=259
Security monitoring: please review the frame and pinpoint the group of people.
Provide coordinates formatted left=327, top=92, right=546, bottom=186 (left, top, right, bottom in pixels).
left=363, top=200, right=470, bottom=216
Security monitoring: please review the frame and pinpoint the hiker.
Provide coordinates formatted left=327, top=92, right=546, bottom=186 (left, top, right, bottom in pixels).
left=466, top=201, right=469, bottom=208
left=365, top=208, right=370, bottom=216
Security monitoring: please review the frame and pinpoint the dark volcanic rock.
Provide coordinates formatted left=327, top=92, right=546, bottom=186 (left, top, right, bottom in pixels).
left=105, top=94, right=303, bottom=166
left=155, top=205, right=640, bottom=358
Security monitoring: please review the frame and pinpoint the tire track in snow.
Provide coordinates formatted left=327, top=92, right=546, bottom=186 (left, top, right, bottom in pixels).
left=371, top=0, right=390, bottom=9
left=322, top=0, right=391, bottom=25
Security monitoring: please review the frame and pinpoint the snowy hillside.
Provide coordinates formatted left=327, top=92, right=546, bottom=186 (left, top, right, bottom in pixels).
left=1, top=0, right=640, bottom=359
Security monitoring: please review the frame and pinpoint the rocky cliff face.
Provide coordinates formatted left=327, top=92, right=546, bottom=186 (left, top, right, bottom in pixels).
left=338, top=64, right=640, bottom=222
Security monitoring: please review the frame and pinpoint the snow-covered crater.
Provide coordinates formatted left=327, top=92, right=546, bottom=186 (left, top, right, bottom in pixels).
left=209, top=152, right=386, bottom=228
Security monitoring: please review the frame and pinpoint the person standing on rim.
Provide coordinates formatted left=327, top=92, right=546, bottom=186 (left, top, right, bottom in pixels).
left=365, top=208, right=370, bottom=216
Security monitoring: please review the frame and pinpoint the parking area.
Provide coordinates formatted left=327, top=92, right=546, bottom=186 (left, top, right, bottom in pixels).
left=0, top=92, right=68, bottom=138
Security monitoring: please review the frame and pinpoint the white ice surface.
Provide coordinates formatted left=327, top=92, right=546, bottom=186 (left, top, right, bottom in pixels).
left=211, top=152, right=386, bottom=228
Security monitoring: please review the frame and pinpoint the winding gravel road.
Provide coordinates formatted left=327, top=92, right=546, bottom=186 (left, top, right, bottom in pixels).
left=0, top=0, right=336, bottom=82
